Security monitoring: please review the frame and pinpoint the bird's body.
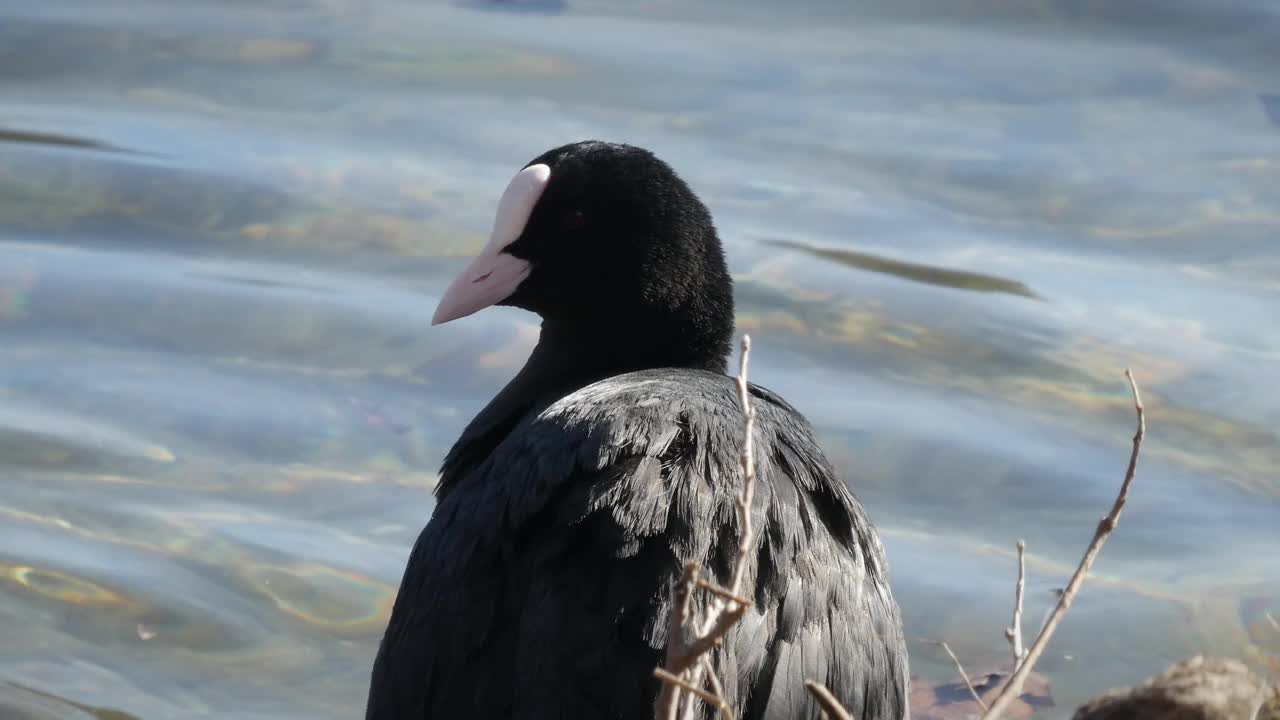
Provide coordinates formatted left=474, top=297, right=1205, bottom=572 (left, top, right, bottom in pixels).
left=367, top=141, right=909, bottom=720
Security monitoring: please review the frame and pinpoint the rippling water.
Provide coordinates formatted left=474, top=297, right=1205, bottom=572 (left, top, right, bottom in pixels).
left=2, top=1, right=1278, bottom=718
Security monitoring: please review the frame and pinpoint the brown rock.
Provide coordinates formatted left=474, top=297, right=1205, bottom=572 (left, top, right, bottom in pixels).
left=1072, top=656, right=1273, bottom=720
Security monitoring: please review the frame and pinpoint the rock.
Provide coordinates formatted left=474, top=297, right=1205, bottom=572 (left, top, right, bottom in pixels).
left=1072, top=655, right=1275, bottom=720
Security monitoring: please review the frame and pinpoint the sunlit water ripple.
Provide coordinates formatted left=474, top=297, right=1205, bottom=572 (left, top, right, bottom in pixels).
left=2, top=1, right=1278, bottom=718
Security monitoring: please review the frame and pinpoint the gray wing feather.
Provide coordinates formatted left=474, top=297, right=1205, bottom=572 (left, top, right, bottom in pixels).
left=367, top=368, right=908, bottom=720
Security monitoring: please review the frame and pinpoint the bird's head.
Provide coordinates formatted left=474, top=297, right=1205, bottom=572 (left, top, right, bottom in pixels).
left=432, top=141, right=735, bottom=373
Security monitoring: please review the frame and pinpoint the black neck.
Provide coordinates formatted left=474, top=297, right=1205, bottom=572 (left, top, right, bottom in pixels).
left=537, top=312, right=728, bottom=378
left=435, top=316, right=728, bottom=499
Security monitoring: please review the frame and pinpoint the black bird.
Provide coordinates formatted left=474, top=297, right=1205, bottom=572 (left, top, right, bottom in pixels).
left=366, top=141, right=909, bottom=720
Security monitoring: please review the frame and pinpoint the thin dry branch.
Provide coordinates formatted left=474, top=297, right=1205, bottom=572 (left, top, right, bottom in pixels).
left=656, top=668, right=731, bottom=716
left=920, top=639, right=987, bottom=711
left=805, top=681, right=854, bottom=720
left=695, top=578, right=752, bottom=606
left=1266, top=611, right=1279, bottom=634
left=654, top=335, right=759, bottom=720
left=655, top=564, right=701, bottom=718
left=677, top=336, right=758, bottom=720
left=981, top=369, right=1146, bottom=720
left=680, top=605, right=750, bottom=671
left=729, top=334, right=757, bottom=601
left=1004, top=540, right=1027, bottom=669
left=701, top=657, right=733, bottom=720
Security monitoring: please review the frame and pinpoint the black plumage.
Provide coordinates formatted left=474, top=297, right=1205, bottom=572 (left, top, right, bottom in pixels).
left=366, top=141, right=909, bottom=720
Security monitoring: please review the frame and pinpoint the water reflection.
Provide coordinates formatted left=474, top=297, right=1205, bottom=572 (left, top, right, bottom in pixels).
left=0, top=681, right=139, bottom=720
left=1, top=0, right=1277, bottom=718
left=765, top=238, right=1042, bottom=299
left=0, top=128, right=143, bottom=156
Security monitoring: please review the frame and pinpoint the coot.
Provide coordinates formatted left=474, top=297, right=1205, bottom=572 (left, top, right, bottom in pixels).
left=366, top=141, right=908, bottom=720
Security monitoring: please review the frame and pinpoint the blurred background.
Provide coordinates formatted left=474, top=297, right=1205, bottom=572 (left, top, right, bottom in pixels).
left=1, top=1, right=1278, bottom=718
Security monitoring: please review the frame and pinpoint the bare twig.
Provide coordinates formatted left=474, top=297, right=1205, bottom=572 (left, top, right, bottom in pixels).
left=677, top=335, right=758, bottom=720
left=1004, top=540, right=1027, bottom=669
left=655, top=335, right=759, bottom=720
left=695, top=578, right=752, bottom=606
left=981, top=369, right=1146, bottom=720
left=920, top=639, right=987, bottom=711
left=729, top=334, right=757, bottom=602
left=805, top=681, right=854, bottom=720
left=1265, top=611, right=1279, bottom=633
left=656, top=668, right=731, bottom=715
left=701, top=657, right=734, bottom=720
left=655, top=564, right=701, bottom=718
left=679, top=605, right=750, bottom=671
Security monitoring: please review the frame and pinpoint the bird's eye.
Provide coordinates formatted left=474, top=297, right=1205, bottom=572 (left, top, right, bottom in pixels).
left=562, top=210, right=585, bottom=231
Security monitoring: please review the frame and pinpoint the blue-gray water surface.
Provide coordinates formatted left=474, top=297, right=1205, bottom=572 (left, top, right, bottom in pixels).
left=2, top=1, right=1278, bottom=718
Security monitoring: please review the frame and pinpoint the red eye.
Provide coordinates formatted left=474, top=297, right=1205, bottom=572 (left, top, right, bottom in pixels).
left=563, top=210, right=585, bottom=231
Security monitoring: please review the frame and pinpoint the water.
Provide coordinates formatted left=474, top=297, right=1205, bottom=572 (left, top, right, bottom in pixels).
left=2, top=1, right=1278, bottom=717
